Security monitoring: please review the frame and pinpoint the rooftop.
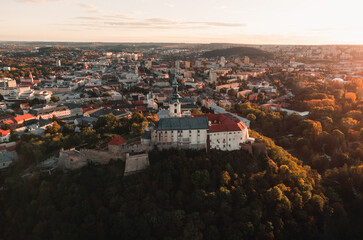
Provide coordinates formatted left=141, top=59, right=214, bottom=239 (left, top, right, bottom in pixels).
left=108, top=135, right=127, bottom=146
left=156, top=116, right=209, bottom=131
left=206, top=113, right=247, bottom=132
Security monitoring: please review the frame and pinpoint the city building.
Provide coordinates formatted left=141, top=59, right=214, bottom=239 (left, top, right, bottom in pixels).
left=151, top=78, right=251, bottom=151
left=209, top=69, right=217, bottom=83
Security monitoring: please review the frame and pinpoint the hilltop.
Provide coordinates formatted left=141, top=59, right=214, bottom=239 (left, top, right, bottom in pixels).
left=0, top=130, right=332, bottom=240
left=202, top=47, right=272, bottom=58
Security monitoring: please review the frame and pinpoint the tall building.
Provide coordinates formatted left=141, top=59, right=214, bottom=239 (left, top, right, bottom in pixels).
left=220, top=56, right=226, bottom=67
left=0, top=78, right=17, bottom=89
left=169, top=77, right=182, bottom=118
left=56, top=59, right=61, bottom=67
left=135, top=65, right=139, bottom=75
left=184, top=61, right=190, bottom=69
left=146, top=60, right=152, bottom=69
left=244, top=56, right=250, bottom=64
left=209, top=69, right=217, bottom=83
left=195, top=60, right=202, bottom=68
left=175, top=60, right=181, bottom=69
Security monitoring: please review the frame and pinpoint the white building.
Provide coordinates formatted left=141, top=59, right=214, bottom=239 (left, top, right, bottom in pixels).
left=175, top=60, right=181, bottom=69
left=29, top=104, right=72, bottom=119
left=168, top=77, right=182, bottom=118
left=207, top=114, right=249, bottom=151
left=0, top=78, right=17, bottom=90
left=209, top=69, right=217, bottom=83
left=151, top=117, right=209, bottom=150
left=220, top=56, right=226, bottom=67
left=151, top=80, right=251, bottom=151
left=0, top=129, right=10, bottom=143
left=195, top=60, right=202, bottom=68
left=184, top=61, right=191, bottom=69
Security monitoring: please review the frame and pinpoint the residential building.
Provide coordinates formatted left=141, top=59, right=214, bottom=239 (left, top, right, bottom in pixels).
left=0, top=129, right=10, bottom=143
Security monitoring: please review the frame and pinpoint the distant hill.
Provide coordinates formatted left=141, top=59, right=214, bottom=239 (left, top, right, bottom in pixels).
left=202, top=46, right=271, bottom=58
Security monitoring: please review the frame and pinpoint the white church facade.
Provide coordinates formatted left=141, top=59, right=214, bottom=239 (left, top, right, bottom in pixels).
left=151, top=77, right=250, bottom=151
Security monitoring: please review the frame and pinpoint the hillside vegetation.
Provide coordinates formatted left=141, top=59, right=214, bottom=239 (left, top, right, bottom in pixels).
left=202, top=47, right=272, bottom=59
left=0, top=130, right=338, bottom=240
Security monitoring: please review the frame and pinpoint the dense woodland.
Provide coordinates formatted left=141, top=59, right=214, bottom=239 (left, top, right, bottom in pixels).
left=0, top=131, right=328, bottom=239
left=0, top=128, right=361, bottom=239
left=232, top=73, right=363, bottom=240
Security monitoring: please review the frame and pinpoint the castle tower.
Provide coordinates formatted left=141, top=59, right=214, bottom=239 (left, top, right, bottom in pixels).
left=169, top=77, right=181, bottom=117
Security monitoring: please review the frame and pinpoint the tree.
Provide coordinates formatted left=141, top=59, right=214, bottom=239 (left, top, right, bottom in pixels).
left=9, top=129, right=19, bottom=142
left=45, top=122, right=61, bottom=134
left=341, top=117, right=357, bottom=132
left=50, top=95, right=60, bottom=103
left=247, top=113, right=256, bottom=122
left=228, top=89, right=237, bottom=97
left=62, top=124, right=74, bottom=135
left=131, top=122, right=148, bottom=135
left=191, top=109, right=203, bottom=116
left=301, top=119, right=322, bottom=142
left=344, top=92, right=357, bottom=103
left=95, top=113, right=119, bottom=133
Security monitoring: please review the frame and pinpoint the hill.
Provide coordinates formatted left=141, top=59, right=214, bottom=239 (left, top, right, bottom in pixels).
left=202, top=47, right=272, bottom=59
left=0, top=130, right=338, bottom=240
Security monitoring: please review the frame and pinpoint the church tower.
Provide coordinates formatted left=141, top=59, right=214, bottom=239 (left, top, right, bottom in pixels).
left=169, top=77, right=182, bottom=117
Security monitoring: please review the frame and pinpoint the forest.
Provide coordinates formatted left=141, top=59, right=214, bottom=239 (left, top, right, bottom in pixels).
left=0, top=129, right=361, bottom=239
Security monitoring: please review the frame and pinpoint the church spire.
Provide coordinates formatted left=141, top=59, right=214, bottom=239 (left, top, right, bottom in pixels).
left=170, top=76, right=180, bottom=103
left=169, top=76, right=182, bottom=117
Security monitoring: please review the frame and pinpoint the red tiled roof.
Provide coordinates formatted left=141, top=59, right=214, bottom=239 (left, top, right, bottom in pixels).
left=0, top=129, right=10, bottom=137
left=14, top=114, right=35, bottom=124
left=205, top=113, right=246, bottom=132
left=108, top=135, right=127, bottom=146
left=3, top=119, right=15, bottom=125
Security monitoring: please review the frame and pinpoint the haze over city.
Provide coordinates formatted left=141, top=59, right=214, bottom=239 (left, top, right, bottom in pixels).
left=2, top=0, right=363, bottom=44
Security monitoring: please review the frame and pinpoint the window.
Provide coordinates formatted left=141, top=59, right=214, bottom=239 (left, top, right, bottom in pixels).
left=174, top=109, right=177, bottom=113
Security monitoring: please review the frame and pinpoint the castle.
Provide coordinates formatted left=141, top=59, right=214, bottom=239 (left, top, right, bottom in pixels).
left=151, top=77, right=251, bottom=151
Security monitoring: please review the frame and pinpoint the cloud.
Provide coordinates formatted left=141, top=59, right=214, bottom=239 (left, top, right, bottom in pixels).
left=202, top=22, right=246, bottom=27
left=16, top=0, right=68, bottom=3
left=62, top=2, right=246, bottom=32
left=69, top=15, right=246, bottom=30
left=308, top=28, right=336, bottom=32
left=77, top=2, right=96, bottom=9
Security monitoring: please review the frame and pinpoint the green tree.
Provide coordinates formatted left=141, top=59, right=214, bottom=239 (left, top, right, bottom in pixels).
left=50, top=95, right=60, bottom=102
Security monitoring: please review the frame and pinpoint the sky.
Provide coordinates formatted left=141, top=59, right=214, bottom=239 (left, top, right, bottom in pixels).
left=1, top=0, right=363, bottom=45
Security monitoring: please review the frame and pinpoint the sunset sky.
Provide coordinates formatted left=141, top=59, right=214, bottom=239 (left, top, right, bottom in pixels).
left=1, top=0, right=363, bottom=44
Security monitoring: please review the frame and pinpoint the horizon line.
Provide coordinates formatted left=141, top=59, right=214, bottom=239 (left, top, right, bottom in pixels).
left=1, top=40, right=363, bottom=47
